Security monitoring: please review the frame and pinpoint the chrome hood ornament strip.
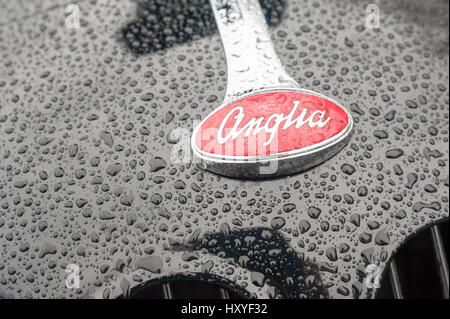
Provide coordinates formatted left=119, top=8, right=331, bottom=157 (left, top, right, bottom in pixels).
left=192, top=0, right=353, bottom=178
left=211, top=0, right=299, bottom=99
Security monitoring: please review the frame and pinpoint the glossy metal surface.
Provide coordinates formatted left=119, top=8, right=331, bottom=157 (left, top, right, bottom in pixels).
left=0, top=0, right=448, bottom=299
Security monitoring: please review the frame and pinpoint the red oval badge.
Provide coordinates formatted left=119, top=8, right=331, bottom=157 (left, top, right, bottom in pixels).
left=192, top=89, right=353, bottom=178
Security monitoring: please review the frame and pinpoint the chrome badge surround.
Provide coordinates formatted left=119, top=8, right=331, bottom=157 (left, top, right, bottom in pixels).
left=192, top=87, right=354, bottom=178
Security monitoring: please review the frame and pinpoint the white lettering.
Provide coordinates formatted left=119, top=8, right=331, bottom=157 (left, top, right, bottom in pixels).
left=216, top=101, right=331, bottom=145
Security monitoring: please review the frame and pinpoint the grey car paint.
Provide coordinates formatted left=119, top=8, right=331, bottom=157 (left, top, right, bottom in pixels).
left=0, top=0, right=448, bottom=299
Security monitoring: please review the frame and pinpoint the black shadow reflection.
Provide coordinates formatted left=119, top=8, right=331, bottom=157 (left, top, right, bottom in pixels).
left=193, top=227, right=329, bottom=299
left=123, top=0, right=287, bottom=54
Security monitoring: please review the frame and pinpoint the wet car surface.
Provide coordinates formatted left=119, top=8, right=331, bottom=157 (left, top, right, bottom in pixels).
left=0, top=0, right=448, bottom=299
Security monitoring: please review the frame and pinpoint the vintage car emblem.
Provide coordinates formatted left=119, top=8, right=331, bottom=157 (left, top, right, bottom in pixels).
left=192, top=0, right=353, bottom=178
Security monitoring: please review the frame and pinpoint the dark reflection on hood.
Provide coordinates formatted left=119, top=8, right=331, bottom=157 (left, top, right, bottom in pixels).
left=123, top=0, right=286, bottom=54
left=194, top=227, right=329, bottom=298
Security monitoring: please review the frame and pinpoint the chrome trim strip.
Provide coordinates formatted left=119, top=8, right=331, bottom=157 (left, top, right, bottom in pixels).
left=431, top=225, right=449, bottom=299
left=220, top=288, right=230, bottom=299
left=210, top=0, right=298, bottom=100
left=389, top=260, right=404, bottom=299
left=162, top=283, right=174, bottom=299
